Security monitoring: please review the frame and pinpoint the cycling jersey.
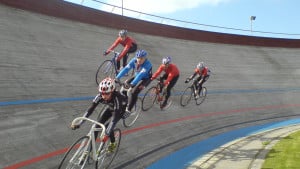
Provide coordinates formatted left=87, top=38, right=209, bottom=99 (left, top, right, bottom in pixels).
left=83, top=91, right=127, bottom=135
left=107, top=36, right=137, bottom=61
left=116, top=57, right=152, bottom=86
left=195, top=67, right=210, bottom=77
left=152, top=63, right=180, bottom=86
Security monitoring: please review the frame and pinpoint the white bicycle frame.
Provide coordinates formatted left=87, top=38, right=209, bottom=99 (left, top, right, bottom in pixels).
left=71, top=117, right=108, bottom=164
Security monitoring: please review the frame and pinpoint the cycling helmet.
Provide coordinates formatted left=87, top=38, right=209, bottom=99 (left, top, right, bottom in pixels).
left=197, top=62, right=205, bottom=69
left=98, top=77, right=115, bottom=93
left=119, top=29, right=128, bottom=37
left=136, top=50, right=147, bottom=58
left=162, top=56, right=171, bottom=65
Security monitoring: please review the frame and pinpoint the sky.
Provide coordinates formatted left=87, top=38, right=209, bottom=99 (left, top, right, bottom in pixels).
left=65, top=0, right=300, bottom=39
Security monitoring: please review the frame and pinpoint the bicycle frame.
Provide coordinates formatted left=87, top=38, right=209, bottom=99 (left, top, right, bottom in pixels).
left=106, top=50, right=119, bottom=76
left=141, top=78, right=173, bottom=111
left=71, top=117, right=107, bottom=162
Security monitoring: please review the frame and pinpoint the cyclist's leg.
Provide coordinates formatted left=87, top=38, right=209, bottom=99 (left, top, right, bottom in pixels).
left=195, top=76, right=201, bottom=90
left=116, top=60, right=121, bottom=71
left=123, top=77, right=134, bottom=110
left=160, top=74, right=168, bottom=93
left=198, top=75, right=209, bottom=93
left=127, top=86, right=140, bottom=111
left=122, top=53, right=128, bottom=68
left=127, top=79, right=147, bottom=111
left=124, top=44, right=137, bottom=67
left=96, top=110, right=112, bottom=139
left=162, top=75, right=179, bottom=105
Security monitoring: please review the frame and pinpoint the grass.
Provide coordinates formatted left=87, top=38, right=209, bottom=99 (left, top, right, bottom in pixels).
left=261, top=130, right=300, bottom=169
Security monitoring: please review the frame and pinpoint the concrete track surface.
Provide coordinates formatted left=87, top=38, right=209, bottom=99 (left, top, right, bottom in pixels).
left=1, top=3, right=300, bottom=169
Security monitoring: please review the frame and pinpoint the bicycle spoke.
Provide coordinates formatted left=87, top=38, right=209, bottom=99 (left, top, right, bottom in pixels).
left=58, top=136, right=91, bottom=169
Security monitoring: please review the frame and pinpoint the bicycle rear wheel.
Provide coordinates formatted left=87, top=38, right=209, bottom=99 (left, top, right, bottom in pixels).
left=58, top=136, right=90, bottom=169
left=141, top=86, right=158, bottom=111
left=95, top=128, right=121, bottom=169
left=180, top=86, right=193, bottom=107
left=95, top=60, right=115, bottom=85
left=123, top=98, right=141, bottom=127
left=196, top=87, right=207, bottom=105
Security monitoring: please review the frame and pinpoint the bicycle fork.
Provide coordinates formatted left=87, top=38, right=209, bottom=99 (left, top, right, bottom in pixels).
left=74, top=139, right=91, bottom=166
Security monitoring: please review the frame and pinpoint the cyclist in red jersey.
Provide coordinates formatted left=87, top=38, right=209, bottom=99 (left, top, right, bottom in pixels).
left=151, top=56, right=180, bottom=109
left=104, top=30, right=137, bottom=71
left=185, top=62, right=211, bottom=98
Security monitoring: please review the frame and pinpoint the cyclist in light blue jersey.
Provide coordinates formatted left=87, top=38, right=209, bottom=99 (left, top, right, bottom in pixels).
left=115, top=49, right=152, bottom=114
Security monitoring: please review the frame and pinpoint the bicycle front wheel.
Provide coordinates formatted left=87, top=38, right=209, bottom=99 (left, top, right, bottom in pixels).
left=123, top=98, right=141, bottom=127
left=58, top=136, right=91, bottom=169
left=196, top=87, right=207, bottom=105
left=95, top=128, right=121, bottom=169
left=141, top=86, right=158, bottom=111
left=180, top=86, right=193, bottom=107
left=95, top=60, right=115, bottom=85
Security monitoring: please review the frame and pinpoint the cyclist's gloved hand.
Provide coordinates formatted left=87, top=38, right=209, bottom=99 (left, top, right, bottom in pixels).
left=70, top=118, right=83, bottom=130
left=103, top=50, right=109, bottom=56
left=138, top=85, right=145, bottom=90
left=71, top=124, right=80, bottom=130
left=127, top=86, right=133, bottom=94
left=185, top=78, right=190, bottom=83
left=114, top=78, right=121, bottom=84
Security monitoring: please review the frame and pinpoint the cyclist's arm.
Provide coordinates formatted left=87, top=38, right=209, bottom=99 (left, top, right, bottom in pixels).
left=164, top=64, right=179, bottom=86
left=117, top=38, right=133, bottom=61
left=117, top=45, right=130, bottom=61
left=202, top=68, right=208, bottom=76
left=72, top=94, right=101, bottom=128
left=83, top=94, right=102, bottom=118
left=151, top=65, right=163, bottom=80
left=189, top=72, right=197, bottom=80
left=116, top=59, right=135, bottom=79
left=106, top=38, right=121, bottom=54
left=130, top=63, right=152, bottom=86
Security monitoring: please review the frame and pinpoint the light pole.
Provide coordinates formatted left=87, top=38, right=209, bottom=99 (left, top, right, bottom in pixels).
left=250, top=16, right=256, bottom=35
left=121, top=0, right=123, bottom=16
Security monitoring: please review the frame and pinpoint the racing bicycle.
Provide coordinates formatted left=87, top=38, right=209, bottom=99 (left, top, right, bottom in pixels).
left=95, top=50, right=134, bottom=85
left=141, top=78, right=173, bottom=111
left=180, top=79, right=207, bottom=107
left=58, top=117, right=121, bottom=169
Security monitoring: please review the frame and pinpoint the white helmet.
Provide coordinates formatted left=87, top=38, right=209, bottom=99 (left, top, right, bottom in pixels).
left=162, top=56, right=171, bottom=65
left=119, top=29, right=128, bottom=37
left=98, top=77, right=115, bottom=93
left=197, top=62, right=205, bottom=69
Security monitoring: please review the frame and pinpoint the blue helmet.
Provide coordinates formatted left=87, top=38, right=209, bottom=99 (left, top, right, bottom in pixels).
left=162, top=56, right=171, bottom=64
left=136, top=50, right=147, bottom=58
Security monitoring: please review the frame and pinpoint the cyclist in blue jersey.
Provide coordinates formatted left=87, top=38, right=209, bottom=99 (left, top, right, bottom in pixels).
left=115, top=49, right=152, bottom=114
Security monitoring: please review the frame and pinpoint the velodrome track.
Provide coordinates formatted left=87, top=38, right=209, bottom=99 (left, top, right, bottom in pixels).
left=1, top=2, right=300, bottom=169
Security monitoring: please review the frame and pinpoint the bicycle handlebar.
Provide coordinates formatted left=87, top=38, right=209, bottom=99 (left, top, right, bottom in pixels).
left=72, top=117, right=106, bottom=135
left=104, top=49, right=120, bottom=57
